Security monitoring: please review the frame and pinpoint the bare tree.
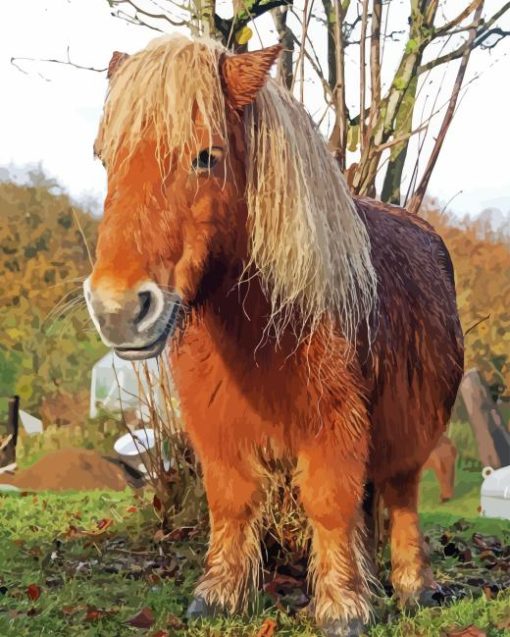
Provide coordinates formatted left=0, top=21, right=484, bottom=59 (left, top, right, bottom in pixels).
left=13, top=0, right=510, bottom=209
left=103, top=0, right=509, bottom=208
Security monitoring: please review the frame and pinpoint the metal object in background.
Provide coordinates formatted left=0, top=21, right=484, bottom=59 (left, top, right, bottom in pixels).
left=0, top=395, right=19, bottom=470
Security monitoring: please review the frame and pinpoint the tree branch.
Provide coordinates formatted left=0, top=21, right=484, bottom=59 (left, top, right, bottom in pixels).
left=288, top=29, right=331, bottom=99
left=419, top=1, right=510, bottom=73
left=11, top=47, right=107, bottom=78
left=330, top=0, right=347, bottom=168
left=110, top=0, right=187, bottom=26
left=366, top=0, right=382, bottom=146
left=434, top=0, right=483, bottom=38
left=271, top=3, right=295, bottom=89
left=359, top=0, right=369, bottom=152
left=408, top=2, right=485, bottom=213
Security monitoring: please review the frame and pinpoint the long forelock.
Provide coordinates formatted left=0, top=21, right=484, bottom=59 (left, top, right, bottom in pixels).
left=97, top=35, right=377, bottom=344
left=96, top=34, right=228, bottom=174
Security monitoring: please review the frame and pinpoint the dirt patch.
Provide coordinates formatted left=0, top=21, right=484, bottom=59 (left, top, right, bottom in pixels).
left=0, top=448, right=135, bottom=491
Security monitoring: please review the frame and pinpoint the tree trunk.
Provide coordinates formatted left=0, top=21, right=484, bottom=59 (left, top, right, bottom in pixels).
left=381, top=77, right=418, bottom=204
left=272, top=6, right=294, bottom=90
left=459, top=369, right=510, bottom=468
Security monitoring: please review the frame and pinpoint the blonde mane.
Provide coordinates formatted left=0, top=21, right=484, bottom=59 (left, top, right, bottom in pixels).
left=96, top=34, right=378, bottom=343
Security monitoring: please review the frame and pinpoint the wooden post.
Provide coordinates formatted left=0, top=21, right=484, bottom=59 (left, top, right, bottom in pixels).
left=0, top=395, right=19, bottom=469
left=459, top=369, right=510, bottom=469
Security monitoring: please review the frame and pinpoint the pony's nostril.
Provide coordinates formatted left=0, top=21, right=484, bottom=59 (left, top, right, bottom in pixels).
left=136, top=291, right=152, bottom=325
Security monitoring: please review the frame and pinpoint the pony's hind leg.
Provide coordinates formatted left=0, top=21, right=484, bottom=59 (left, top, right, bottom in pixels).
left=187, top=456, right=266, bottom=618
left=295, top=436, right=373, bottom=637
left=382, top=469, right=435, bottom=605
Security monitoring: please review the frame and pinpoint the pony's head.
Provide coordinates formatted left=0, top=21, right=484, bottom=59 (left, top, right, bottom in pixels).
left=85, top=35, right=376, bottom=360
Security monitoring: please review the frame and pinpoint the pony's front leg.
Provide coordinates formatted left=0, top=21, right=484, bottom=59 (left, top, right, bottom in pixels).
left=295, top=431, right=372, bottom=637
left=187, top=456, right=266, bottom=618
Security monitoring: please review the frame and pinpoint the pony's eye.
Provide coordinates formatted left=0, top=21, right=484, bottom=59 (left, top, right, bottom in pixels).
left=191, top=147, right=223, bottom=173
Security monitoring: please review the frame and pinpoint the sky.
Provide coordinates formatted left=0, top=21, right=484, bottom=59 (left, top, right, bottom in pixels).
left=1, top=0, right=509, bottom=221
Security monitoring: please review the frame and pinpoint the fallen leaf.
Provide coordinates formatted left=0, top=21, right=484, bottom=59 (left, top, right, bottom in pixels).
left=64, top=524, right=82, bottom=538
left=127, top=606, right=155, bottom=629
left=85, top=605, right=107, bottom=622
left=126, top=506, right=138, bottom=513
left=482, top=585, right=495, bottom=600
left=166, top=613, right=185, bottom=629
left=26, top=584, right=41, bottom=602
left=458, top=548, right=473, bottom=563
left=495, top=613, right=510, bottom=630
left=255, top=618, right=278, bottom=637
left=151, top=631, right=169, bottom=637
left=83, top=518, right=113, bottom=536
left=445, top=626, right=486, bottom=637
left=146, top=573, right=162, bottom=586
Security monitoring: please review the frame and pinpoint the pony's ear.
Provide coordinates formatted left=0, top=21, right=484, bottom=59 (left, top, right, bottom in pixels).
left=107, top=51, right=129, bottom=79
left=220, top=44, right=282, bottom=110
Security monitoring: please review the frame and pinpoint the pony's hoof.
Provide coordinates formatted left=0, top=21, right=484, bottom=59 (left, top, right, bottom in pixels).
left=322, top=618, right=364, bottom=637
left=186, top=596, right=217, bottom=620
left=396, top=586, right=442, bottom=609
left=416, top=587, right=442, bottom=607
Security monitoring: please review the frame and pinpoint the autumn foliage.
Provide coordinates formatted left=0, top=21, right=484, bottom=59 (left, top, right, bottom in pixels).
left=423, top=204, right=510, bottom=404
left=0, top=172, right=104, bottom=414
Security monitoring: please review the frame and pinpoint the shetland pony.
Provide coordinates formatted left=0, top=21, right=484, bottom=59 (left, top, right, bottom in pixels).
left=84, top=35, right=464, bottom=636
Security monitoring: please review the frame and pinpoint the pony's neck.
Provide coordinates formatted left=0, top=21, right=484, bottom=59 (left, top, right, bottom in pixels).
left=192, top=258, right=298, bottom=360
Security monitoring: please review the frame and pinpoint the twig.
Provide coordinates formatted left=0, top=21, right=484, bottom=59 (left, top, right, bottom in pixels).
left=419, top=2, right=510, bottom=73
left=440, top=190, right=464, bottom=214
left=72, top=207, right=94, bottom=270
left=111, top=0, right=187, bottom=26
left=434, top=0, right=483, bottom=38
left=464, top=314, right=490, bottom=337
left=11, top=46, right=107, bottom=77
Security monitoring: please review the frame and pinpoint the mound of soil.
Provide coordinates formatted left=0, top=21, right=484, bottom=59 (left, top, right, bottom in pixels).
left=0, top=448, right=136, bottom=491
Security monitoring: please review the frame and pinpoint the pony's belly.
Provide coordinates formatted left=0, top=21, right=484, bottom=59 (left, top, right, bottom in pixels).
left=367, top=376, right=455, bottom=482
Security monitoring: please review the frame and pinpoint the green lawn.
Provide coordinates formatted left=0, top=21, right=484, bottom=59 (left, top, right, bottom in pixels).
left=0, top=466, right=509, bottom=636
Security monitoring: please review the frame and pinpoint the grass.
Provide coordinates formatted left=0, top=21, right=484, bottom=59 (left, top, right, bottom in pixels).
left=1, top=462, right=509, bottom=636
left=420, top=465, right=483, bottom=518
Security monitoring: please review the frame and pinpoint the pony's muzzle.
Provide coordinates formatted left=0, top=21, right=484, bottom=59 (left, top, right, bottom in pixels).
left=84, top=277, right=181, bottom=360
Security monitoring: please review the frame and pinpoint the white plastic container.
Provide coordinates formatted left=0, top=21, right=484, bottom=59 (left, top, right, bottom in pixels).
left=89, top=351, right=168, bottom=420
left=480, top=465, right=510, bottom=520
left=19, top=410, right=43, bottom=436
left=113, top=428, right=170, bottom=477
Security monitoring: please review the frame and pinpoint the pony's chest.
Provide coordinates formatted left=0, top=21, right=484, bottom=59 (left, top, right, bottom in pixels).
left=169, top=324, right=309, bottom=445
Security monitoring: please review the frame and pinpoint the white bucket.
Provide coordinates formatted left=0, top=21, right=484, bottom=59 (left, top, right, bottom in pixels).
left=480, top=465, right=510, bottom=520
left=113, top=428, right=170, bottom=476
